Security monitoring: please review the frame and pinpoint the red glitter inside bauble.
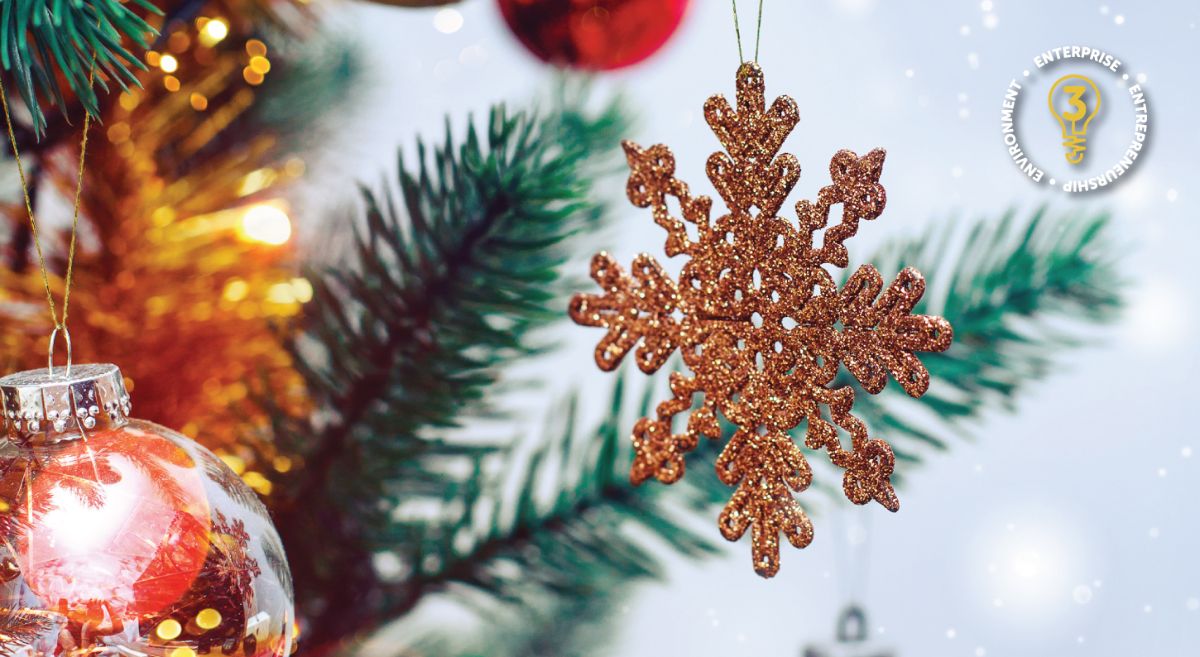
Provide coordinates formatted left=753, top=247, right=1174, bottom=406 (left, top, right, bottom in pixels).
left=498, top=0, right=689, bottom=70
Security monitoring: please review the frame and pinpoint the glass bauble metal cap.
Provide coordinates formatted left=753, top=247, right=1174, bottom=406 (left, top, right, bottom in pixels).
left=0, top=363, right=131, bottom=443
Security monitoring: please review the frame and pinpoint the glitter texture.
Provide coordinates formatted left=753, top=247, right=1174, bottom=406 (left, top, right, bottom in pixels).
left=569, top=63, right=954, bottom=577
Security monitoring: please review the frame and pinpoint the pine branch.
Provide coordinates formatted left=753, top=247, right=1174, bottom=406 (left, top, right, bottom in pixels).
left=845, top=207, right=1124, bottom=466
left=372, top=207, right=1124, bottom=656
left=270, top=91, right=629, bottom=649
left=0, top=0, right=160, bottom=134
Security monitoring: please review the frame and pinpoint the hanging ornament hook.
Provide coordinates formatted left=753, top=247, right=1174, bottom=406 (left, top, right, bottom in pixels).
left=47, top=325, right=73, bottom=377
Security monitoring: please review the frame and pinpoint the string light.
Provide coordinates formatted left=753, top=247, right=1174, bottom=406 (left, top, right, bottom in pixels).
left=238, top=203, right=291, bottom=245
left=159, top=54, right=179, bottom=73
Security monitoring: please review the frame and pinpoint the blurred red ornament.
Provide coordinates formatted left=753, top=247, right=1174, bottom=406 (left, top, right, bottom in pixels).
left=498, top=0, right=689, bottom=70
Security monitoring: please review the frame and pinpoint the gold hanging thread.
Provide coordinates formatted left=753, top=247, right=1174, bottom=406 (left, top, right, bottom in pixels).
left=0, top=57, right=96, bottom=368
left=568, top=62, right=954, bottom=577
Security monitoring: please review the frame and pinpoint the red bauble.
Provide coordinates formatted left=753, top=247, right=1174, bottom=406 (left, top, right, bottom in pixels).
left=498, top=0, right=689, bottom=70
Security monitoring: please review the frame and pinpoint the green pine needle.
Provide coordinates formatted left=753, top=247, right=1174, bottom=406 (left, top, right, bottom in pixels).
left=1, top=0, right=160, bottom=134
left=269, top=89, right=629, bottom=649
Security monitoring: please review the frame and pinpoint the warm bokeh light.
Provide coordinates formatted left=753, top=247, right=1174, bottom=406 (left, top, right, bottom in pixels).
left=249, top=55, right=272, bottom=74
left=238, top=204, right=292, bottom=245
left=196, top=608, right=223, bottom=630
left=159, top=54, right=179, bottom=73
left=156, top=619, right=183, bottom=640
left=201, top=18, right=230, bottom=46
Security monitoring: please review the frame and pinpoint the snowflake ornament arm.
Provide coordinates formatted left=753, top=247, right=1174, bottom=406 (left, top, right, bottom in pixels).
left=569, top=63, right=953, bottom=578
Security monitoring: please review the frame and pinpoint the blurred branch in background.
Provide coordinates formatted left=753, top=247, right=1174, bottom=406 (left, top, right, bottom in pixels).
left=344, top=208, right=1123, bottom=657
left=0, top=0, right=360, bottom=470
left=265, top=90, right=629, bottom=652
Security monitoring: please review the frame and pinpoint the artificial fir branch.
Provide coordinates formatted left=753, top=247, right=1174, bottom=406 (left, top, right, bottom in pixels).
left=0, top=0, right=160, bottom=133
left=270, top=93, right=629, bottom=649
left=363, top=208, right=1123, bottom=656
left=845, top=208, right=1123, bottom=466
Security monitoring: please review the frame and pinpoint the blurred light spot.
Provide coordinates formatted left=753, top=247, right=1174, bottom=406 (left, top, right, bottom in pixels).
left=159, top=54, right=179, bottom=73
left=1114, top=14, right=1125, bottom=25
left=459, top=44, right=488, bottom=65
left=250, top=55, right=272, bottom=74
left=156, top=619, right=182, bottom=640
left=1011, top=550, right=1041, bottom=579
left=946, top=628, right=957, bottom=639
left=1073, top=584, right=1093, bottom=604
left=1123, top=279, right=1189, bottom=351
left=1099, top=5, right=1110, bottom=15
left=119, top=90, right=140, bottom=111
left=170, top=649, right=196, bottom=657
left=1187, top=597, right=1199, bottom=611
left=1149, top=527, right=1160, bottom=539
left=434, top=8, right=464, bottom=34
left=223, top=279, right=250, bottom=302
left=239, top=203, right=291, bottom=245
left=967, top=52, right=980, bottom=69
left=243, top=471, right=272, bottom=495
left=220, top=453, right=247, bottom=475
left=243, top=66, right=265, bottom=85
left=196, top=608, right=222, bottom=630
left=983, top=13, right=998, bottom=29
left=200, top=18, right=229, bottom=46
left=904, top=68, right=915, bottom=78
left=975, top=648, right=986, bottom=657
left=163, top=75, right=181, bottom=92
left=268, top=282, right=297, bottom=304
left=146, top=51, right=161, bottom=67
left=979, top=0, right=993, bottom=10
left=1166, top=188, right=1178, bottom=202
left=284, top=158, right=306, bottom=177
left=1143, top=603, right=1153, bottom=613
left=1158, top=467, right=1168, bottom=477
left=106, top=122, right=131, bottom=144
left=190, top=92, right=209, bottom=111
left=960, top=24, right=971, bottom=36
left=168, top=31, right=191, bottom=53
left=246, top=39, right=268, bottom=57
left=291, top=277, right=314, bottom=303
left=1182, top=446, right=1193, bottom=458
left=273, top=455, right=293, bottom=473
left=238, top=168, right=278, bottom=196
left=151, top=205, right=175, bottom=225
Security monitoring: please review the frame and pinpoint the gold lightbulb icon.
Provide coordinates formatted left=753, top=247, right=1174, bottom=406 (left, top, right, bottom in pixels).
left=1048, top=74, right=1101, bottom=165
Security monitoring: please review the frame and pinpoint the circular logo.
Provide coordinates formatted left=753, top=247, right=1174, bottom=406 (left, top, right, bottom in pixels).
left=999, top=46, right=1150, bottom=193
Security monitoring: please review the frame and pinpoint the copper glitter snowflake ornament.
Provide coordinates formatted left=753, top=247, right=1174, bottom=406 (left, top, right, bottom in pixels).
left=569, top=63, right=954, bottom=577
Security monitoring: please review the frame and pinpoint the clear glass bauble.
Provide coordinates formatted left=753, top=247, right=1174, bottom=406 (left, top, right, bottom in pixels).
left=0, top=417, right=295, bottom=656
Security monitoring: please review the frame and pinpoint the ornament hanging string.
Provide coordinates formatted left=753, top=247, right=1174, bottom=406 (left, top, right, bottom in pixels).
left=731, top=0, right=766, bottom=63
left=0, top=59, right=96, bottom=374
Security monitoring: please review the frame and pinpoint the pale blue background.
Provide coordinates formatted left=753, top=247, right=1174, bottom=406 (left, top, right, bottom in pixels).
left=316, top=1, right=1200, bottom=655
